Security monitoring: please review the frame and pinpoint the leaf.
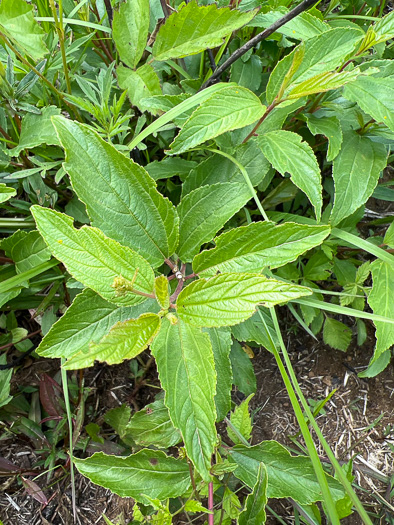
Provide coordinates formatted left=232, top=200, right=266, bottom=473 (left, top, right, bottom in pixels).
left=287, top=69, right=361, bottom=100
left=37, top=288, right=158, bottom=359
left=74, top=450, right=191, bottom=502
left=104, top=405, right=131, bottom=440
left=306, top=115, right=342, bottom=161
left=249, top=8, right=329, bottom=40
left=0, top=184, right=16, bottom=203
left=21, top=477, right=48, bottom=505
left=182, top=141, right=270, bottom=197
left=367, top=261, right=394, bottom=364
left=39, top=374, right=62, bottom=417
left=266, top=28, right=363, bottom=104
left=359, top=348, right=391, bottom=378
left=184, top=500, right=210, bottom=513
left=330, top=132, right=387, bottom=226
left=151, top=317, right=217, bottom=481
left=384, top=222, right=394, bottom=249
left=112, top=0, right=149, bottom=69
left=177, top=182, right=251, bottom=262
left=323, top=318, right=352, bottom=352
left=117, top=64, right=162, bottom=113
left=52, top=117, right=178, bottom=268
left=31, top=206, right=155, bottom=307
left=230, top=341, right=256, bottom=397
left=155, top=275, right=170, bottom=310
left=169, top=86, right=266, bottom=155
left=1, top=230, right=51, bottom=274
left=124, top=398, right=181, bottom=449
left=223, top=487, right=242, bottom=519
left=231, top=309, right=278, bottom=354
left=373, top=10, right=394, bottom=39
left=177, top=273, right=311, bottom=327
left=238, top=463, right=267, bottom=525
left=152, top=1, right=258, bottom=61
left=63, top=313, right=161, bottom=370
left=230, top=54, right=263, bottom=92
left=229, top=441, right=344, bottom=504
left=145, top=158, right=197, bottom=181
left=10, top=106, right=60, bottom=156
left=193, top=222, right=330, bottom=277
left=0, top=0, right=48, bottom=59
left=0, top=355, right=12, bottom=409
left=343, top=76, right=394, bottom=132
left=257, top=131, right=322, bottom=221
left=227, top=394, right=253, bottom=445
left=203, top=327, right=233, bottom=421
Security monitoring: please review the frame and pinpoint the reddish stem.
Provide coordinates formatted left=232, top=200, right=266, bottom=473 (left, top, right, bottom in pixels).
left=165, top=258, right=176, bottom=270
left=242, top=101, right=276, bottom=143
left=208, top=481, right=214, bottom=525
left=169, top=278, right=184, bottom=303
left=0, top=328, right=41, bottom=351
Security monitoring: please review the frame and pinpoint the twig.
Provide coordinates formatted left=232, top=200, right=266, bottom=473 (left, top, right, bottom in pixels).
left=160, top=0, right=170, bottom=18
left=103, top=0, right=113, bottom=25
left=200, top=0, right=319, bottom=89
left=207, top=49, right=217, bottom=72
left=0, top=328, right=41, bottom=353
left=170, top=275, right=185, bottom=303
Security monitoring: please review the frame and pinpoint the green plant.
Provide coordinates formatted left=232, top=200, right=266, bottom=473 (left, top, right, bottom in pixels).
left=0, top=0, right=393, bottom=523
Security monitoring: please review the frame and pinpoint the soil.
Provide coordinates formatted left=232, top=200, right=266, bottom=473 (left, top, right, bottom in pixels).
left=0, top=321, right=393, bottom=525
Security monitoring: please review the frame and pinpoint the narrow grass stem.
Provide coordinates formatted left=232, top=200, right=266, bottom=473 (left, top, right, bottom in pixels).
left=268, top=307, right=373, bottom=525
left=205, top=148, right=270, bottom=221
left=49, top=0, right=72, bottom=94
left=61, top=363, right=77, bottom=523
left=259, top=308, right=341, bottom=524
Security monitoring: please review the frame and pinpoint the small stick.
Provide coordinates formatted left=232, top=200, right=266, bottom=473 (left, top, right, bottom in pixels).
left=200, top=0, right=318, bottom=90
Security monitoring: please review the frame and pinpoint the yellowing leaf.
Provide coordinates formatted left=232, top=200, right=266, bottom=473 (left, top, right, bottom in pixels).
left=63, top=313, right=161, bottom=369
left=287, top=69, right=361, bottom=99
left=155, top=275, right=170, bottom=310
left=177, top=273, right=311, bottom=327
left=193, top=222, right=330, bottom=276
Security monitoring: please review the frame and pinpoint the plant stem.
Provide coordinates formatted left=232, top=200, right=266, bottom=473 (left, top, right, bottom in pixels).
left=260, top=308, right=341, bottom=524
left=165, top=258, right=176, bottom=270
left=200, top=0, right=319, bottom=89
left=60, top=363, right=77, bottom=523
left=0, top=125, right=12, bottom=141
left=49, top=0, right=72, bottom=94
left=242, top=101, right=276, bottom=143
left=170, top=278, right=184, bottom=302
left=205, top=148, right=270, bottom=221
left=268, top=308, right=373, bottom=525
left=0, top=328, right=41, bottom=352
left=208, top=481, right=214, bottom=525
